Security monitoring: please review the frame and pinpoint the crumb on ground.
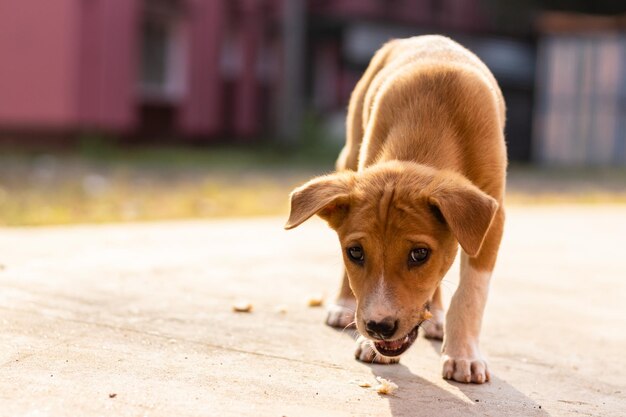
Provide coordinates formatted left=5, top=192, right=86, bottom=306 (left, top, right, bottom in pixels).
left=374, top=377, right=398, bottom=395
left=306, top=295, right=324, bottom=307
left=232, top=301, right=253, bottom=313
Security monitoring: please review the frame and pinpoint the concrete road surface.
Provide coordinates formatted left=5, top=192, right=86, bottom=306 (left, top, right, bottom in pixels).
left=1, top=206, right=625, bottom=416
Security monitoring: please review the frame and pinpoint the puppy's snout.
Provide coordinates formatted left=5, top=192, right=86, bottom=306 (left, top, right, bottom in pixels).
left=365, top=317, right=398, bottom=340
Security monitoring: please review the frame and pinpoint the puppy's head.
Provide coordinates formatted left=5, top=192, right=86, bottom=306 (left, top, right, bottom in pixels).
left=286, top=161, right=497, bottom=357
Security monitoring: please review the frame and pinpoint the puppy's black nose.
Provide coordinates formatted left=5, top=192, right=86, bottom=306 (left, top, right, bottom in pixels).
left=365, top=318, right=398, bottom=339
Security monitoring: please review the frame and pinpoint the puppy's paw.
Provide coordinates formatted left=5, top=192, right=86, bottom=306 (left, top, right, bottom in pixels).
left=441, top=345, right=490, bottom=384
left=422, top=308, right=444, bottom=340
left=325, top=298, right=356, bottom=329
left=354, top=336, right=400, bottom=364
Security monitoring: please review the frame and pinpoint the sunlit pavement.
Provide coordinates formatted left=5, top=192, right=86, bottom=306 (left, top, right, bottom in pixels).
left=1, top=206, right=625, bottom=416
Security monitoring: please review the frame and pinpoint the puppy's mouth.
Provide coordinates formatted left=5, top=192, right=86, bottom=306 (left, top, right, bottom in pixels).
left=372, top=324, right=420, bottom=357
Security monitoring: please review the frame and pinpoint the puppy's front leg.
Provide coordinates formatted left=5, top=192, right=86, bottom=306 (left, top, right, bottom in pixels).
left=442, top=206, right=504, bottom=383
left=442, top=253, right=491, bottom=383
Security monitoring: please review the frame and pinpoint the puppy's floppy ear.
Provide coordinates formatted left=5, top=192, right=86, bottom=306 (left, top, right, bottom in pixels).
left=427, top=178, right=498, bottom=257
left=285, top=172, right=355, bottom=230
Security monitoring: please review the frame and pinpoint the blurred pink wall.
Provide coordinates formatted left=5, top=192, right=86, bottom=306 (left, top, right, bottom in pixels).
left=0, top=0, right=139, bottom=132
left=78, top=0, right=140, bottom=131
left=179, top=0, right=224, bottom=136
left=0, top=0, right=229, bottom=137
left=0, top=0, right=81, bottom=128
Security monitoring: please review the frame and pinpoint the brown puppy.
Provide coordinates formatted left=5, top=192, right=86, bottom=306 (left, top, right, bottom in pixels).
left=285, top=35, right=506, bottom=384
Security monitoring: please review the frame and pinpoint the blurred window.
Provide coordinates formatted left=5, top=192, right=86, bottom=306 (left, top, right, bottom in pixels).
left=139, top=0, right=186, bottom=102
left=142, top=19, right=168, bottom=87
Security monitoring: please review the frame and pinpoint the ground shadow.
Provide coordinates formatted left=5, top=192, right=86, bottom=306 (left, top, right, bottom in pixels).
left=332, top=328, right=550, bottom=416
left=424, top=338, right=549, bottom=415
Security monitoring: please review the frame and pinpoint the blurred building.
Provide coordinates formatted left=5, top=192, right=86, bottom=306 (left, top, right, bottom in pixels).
left=533, top=13, right=626, bottom=165
left=0, top=0, right=224, bottom=141
left=5, top=1, right=622, bottom=166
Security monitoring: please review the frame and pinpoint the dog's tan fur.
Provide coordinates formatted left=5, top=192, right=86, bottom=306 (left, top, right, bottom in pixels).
left=286, top=35, right=506, bottom=384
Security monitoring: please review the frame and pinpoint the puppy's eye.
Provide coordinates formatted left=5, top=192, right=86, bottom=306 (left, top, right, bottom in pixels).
left=409, top=247, right=430, bottom=265
left=347, top=246, right=365, bottom=264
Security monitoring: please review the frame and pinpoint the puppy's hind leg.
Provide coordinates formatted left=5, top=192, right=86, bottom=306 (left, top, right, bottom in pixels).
left=326, top=143, right=357, bottom=329
left=326, top=271, right=356, bottom=329
left=423, top=285, right=445, bottom=340
left=327, top=41, right=398, bottom=330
